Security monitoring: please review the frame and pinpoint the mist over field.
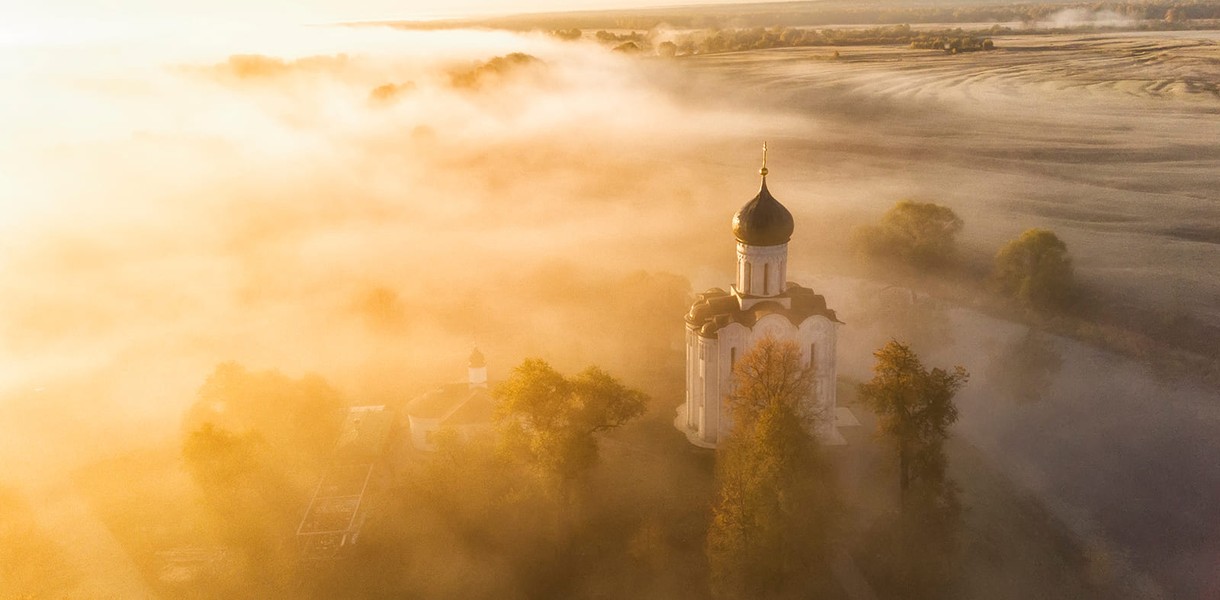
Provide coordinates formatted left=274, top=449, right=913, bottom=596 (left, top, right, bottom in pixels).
left=2, top=11, right=1219, bottom=600
left=0, top=26, right=740, bottom=472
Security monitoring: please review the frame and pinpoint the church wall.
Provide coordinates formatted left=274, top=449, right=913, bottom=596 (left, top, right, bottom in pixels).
left=798, top=315, right=839, bottom=438
left=458, top=422, right=493, bottom=443
left=685, top=328, right=698, bottom=431
left=697, top=334, right=718, bottom=444
left=707, top=326, right=741, bottom=443
left=694, top=315, right=838, bottom=444
left=407, top=415, right=441, bottom=451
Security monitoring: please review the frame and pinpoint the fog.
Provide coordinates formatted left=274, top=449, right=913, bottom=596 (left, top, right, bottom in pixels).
left=0, top=25, right=831, bottom=597
left=819, top=274, right=1220, bottom=599
left=2, top=18, right=1219, bottom=600
left=1039, top=8, right=1136, bottom=28
left=0, top=25, right=766, bottom=475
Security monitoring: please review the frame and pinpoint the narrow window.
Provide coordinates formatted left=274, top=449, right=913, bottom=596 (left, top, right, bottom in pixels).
left=809, top=343, right=817, bottom=371
left=730, top=347, right=737, bottom=371
left=763, top=264, right=770, bottom=294
left=743, top=262, right=752, bottom=294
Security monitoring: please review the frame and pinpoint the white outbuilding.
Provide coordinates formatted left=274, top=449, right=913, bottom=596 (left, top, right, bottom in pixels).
left=678, top=153, right=844, bottom=447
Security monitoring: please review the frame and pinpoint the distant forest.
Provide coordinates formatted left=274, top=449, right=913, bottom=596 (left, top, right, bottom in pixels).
left=377, top=0, right=1220, bottom=32
left=582, top=24, right=1000, bottom=56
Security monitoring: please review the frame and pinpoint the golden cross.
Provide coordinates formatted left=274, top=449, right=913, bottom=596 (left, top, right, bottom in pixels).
left=760, top=141, right=769, bottom=177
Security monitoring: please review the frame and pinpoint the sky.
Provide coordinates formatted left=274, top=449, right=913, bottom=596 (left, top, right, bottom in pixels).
left=0, top=0, right=765, bottom=44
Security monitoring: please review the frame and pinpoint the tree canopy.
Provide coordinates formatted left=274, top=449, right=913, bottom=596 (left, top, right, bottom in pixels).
left=858, top=340, right=967, bottom=496
left=494, top=359, right=647, bottom=483
left=855, top=200, right=964, bottom=268
left=183, top=362, right=343, bottom=467
left=707, top=337, right=836, bottom=598
left=179, top=363, right=343, bottom=594
left=992, top=228, right=1075, bottom=310
left=858, top=341, right=968, bottom=599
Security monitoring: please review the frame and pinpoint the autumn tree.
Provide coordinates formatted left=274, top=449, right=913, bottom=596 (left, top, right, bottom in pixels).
left=707, top=337, right=836, bottom=599
left=858, top=340, right=967, bottom=498
left=858, top=341, right=967, bottom=599
left=854, top=200, right=964, bottom=268
left=494, top=359, right=647, bottom=485
left=992, top=228, right=1075, bottom=310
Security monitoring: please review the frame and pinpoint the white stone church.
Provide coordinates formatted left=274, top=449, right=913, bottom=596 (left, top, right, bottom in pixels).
left=678, top=153, right=845, bottom=447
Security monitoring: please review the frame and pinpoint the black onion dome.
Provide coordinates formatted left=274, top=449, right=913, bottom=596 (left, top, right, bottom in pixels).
left=732, top=178, right=794, bottom=246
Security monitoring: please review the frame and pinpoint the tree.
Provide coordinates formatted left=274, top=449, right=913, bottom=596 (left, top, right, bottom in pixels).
left=707, top=337, right=836, bottom=598
left=858, top=341, right=967, bottom=599
left=182, top=423, right=297, bottom=592
left=992, top=228, right=1075, bottom=310
left=551, top=28, right=582, bottom=41
left=183, top=362, right=343, bottom=460
left=179, top=363, right=344, bottom=593
left=854, top=200, right=964, bottom=268
left=726, top=336, right=819, bottom=424
left=858, top=341, right=967, bottom=497
left=495, top=359, right=647, bottom=484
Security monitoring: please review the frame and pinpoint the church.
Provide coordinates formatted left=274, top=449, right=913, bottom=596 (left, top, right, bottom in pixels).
left=679, top=149, right=844, bottom=447
left=404, top=348, right=496, bottom=452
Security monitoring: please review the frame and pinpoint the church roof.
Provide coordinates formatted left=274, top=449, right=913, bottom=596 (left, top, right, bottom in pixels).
left=444, top=390, right=495, bottom=426
left=406, top=383, right=470, bottom=419
left=405, top=383, right=496, bottom=426
left=732, top=177, right=794, bottom=247
left=685, top=285, right=841, bottom=338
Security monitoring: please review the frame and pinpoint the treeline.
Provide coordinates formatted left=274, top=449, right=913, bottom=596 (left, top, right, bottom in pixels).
left=910, top=35, right=995, bottom=53
left=384, top=0, right=1220, bottom=32
left=676, top=25, right=998, bottom=55
left=557, top=25, right=998, bottom=56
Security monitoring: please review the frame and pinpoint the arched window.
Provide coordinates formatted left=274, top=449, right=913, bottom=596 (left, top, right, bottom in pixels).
left=763, top=264, right=770, bottom=295
left=743, top=262, right=752, bottom=294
